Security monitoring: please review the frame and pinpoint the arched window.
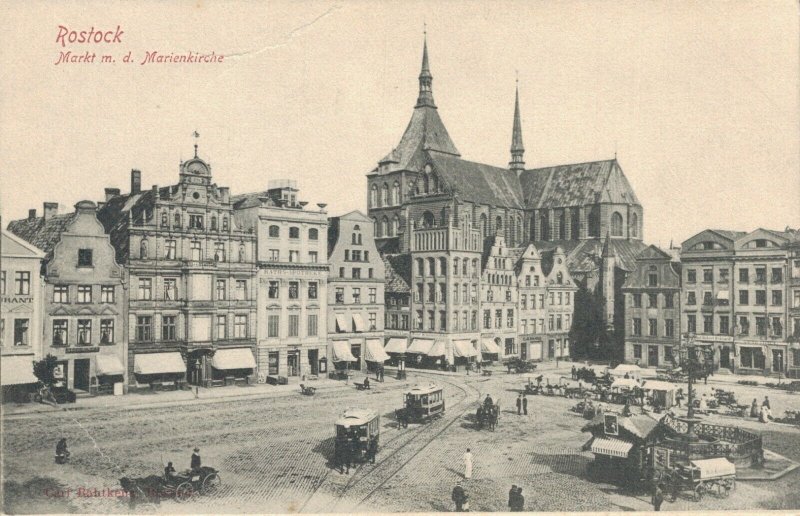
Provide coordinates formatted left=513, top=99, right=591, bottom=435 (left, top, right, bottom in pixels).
left=611, top=212, right=624, bottom=237
left=211, top=215, right=218, bottom=231
left=462, top=259, right=468, bottom=276
left=381, top=216, right=389, bottom=237
left=140, top=239, right=149, bottom=259
left=440, top=207, right=449, bottom=226
left=161, top=211, right=168, bottom=228
left=427, top=258, right=436, bottom=276
left=370, top=184, right=378, bottom=207
left=392, top=181, right=401, bottom=205
left=422, top=174, right=430, bottom=194
left=541, top=211, right=550, bottom=241
left=530, top=213, right=537, bottom=240
left=421, top=211, right=435, bottom=229
left=439, top=257, right=447, bottom=276
left=571, top=210, right=580, bottom=240
left=416, top=258, right=424, bottom=276
left=472, top=259, right=478, bottom=276
left=289, top=227, right=300, bottom=239
left=495, top=216, right=503, bottom=235
left=392, top=215, right=400, bottom=236
left=222, top=216, right=229, bottom=231
left=309, top=228, right=319, bottom=240
left=630, top=212, right=639, bottom=238
left=374, top=218, right=382, bottom=237
left=174, top=212, right=181, bottom=228
left=480, top=213, right=488, bottom=239
left=588, top=206, right=600, bottom=237
left=432, top=174, right=439, bottom=192
left=381, top=184, right=389, bottom=206
left=557, top=272, right=563, bottom=284
left=558, top=211, right=566, bottom=240
left=453, top=258, right=460, bottom=275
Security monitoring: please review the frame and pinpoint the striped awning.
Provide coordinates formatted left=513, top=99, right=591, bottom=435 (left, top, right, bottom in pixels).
left=212, top=347, right=256, bottom=370
left=590, top=437, right=633, bottom=458
left=385, top=337, right=408, bottom=353
left=481, top=338, right=501, bottom=354
left=95, top=355, right=125, bottom=376
left=0, top=355, right=37, bottom=385
left=352, top=314, right=366, bottom=332
left=428, top=340, right=446, bottom=356
left=335, top=314, right=349, bottom=332
left=453, top=340, right=479, bottom=357
left=332, top=341, right=357, bottom=362
left=134, top=352, right=185, bottom=375
left=408, top=338, right=434, bottom=354
left=365, top=339, right=390, bottom=362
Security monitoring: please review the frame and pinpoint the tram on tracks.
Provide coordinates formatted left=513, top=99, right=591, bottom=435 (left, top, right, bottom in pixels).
left=334, top=408, right=380, bottom=462
left=397, top=383, right=445, bottom=424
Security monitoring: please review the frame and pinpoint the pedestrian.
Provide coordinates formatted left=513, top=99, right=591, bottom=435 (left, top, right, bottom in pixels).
left=55, top=438, right=70, bottom=464
left=190, top=447, right=201, bottom=471
left=484, top=394, right=494, bottom=409
left=760, top=404, right=773, bottom=423
left=380, top=366, right=385, bottom=382
left=513, top=486, right=525, bottom=511
left=522, top=394, right=528, bottom=415
left=463, top=448, right=473, bottom=479
left=750, top=398, right=759, bottom=418
left=367, top=438, right=378, bottom=465
left=652, top=483, right=664, bottom=511
left=571, top=365, right=577, bottom=380
left=516, top=394, right=522, bottom=415
left=194, top=386, right=199, bottom=399
left=508, top=485, right=517, bottom=510
left=763, top=396, right=771, bottom=410
left=452, top=481, right=468, bottom=512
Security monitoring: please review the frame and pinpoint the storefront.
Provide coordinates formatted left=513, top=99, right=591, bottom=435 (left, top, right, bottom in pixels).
left=1, top=354, right=38, bottom=402
left=210, top=347, right=257, bottom=385
left=735, top=340, right=787, bottom=375
left=331, top=339, right=358, bottom=376
left=133, top=352, right=186, bottom=390
left=95, top=354, right=125, bottom=395
left=452, top=339, right=478, bottom=368
left=480, top=338, right=501, bottom=363
left=364, top=338, right=389, bottom=372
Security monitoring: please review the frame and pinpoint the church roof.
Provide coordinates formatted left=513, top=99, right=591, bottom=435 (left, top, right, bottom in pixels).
left=532, top=238, right=648, bottom=273
left=429, top=152, right=524, bottom=209
left=520, top=159, right=641, bottom=209
left=7, top=213, right=76, bottom=256
left=391, top=106, right=460, bottom=171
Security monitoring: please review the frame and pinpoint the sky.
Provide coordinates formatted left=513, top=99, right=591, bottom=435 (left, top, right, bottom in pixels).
left=1, top=0, right=798, bottom=247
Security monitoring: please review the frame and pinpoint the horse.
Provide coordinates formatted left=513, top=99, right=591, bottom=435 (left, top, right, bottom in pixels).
left=119, top=476, right=164, bottom=508
left=475, top=406, right=484, bottom=430
left=395, top=408, right=409, bottom=428
left=487, top=405, right=499, bottom=431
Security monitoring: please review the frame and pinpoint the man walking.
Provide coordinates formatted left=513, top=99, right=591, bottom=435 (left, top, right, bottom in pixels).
left=508, top=485, right=517, bottom=510
left=463, top=448, right=473, bottom=479
left=571, top=365, right=577, bottom=380
left=452, top=481, right=468, bottom=512
left=522, top=394, right=528, bottom=415
left=513, top=486, right=525, bottom=511
left=367, top=438, right=378, bottom=465
left=516, top=394, right=522, bottom=415
left=652, top=483, right=664, bottom=511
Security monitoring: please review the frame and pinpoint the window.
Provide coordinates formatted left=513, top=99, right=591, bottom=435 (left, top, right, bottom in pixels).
left=439, top=258, right=447, bottom=276
left=484, top=310, right=491, bottom=329
left=268, top=351, right=280, bottom=375
left=289, top=281, right=299, bottom=299
left=471, top=311, right=477, bottom=330
left=52, top=320, right=68, bottom=346
left=309, top=251, right=318, bottom=263
left=633, top=344, right=642, bottom=359
left=165, top=239, right=176, bottom=259
left=14, top=272, right=30, bottom=295
left=161, top=211, right=169, bottom=228
left=13, top=319, right=29, bottom=346
left=268, top=315, right=279, bottom=338
left=534, top=275, right=540, bottom=286
left=78, top=249, right=93, bottom=267
left=795, top=290, right=800, bottom=309
left=234, top=315, right=248, bottom=338
left=649, top=319, right=657, bottom=337
left=352, top=268, right=361, bottom=279
left=772, top=290, right=782, bottom=306
left=507, top=309, right=514, bottom=328
left=462, top=260, right=468, bottom=276
left=214, top=243, right=226, bottom=262
left=135, top=316, right=152, bottom=341
left=369, top=313, right=377, bottom=330
left=495, top=309, right=502, bottom=329
left=610, top=212, right=623, bottom=236
left=216, top=279, right=227, bottom=300
left=453, top=258, right=460, bottom=276
left=77, top=319, right=92, bottom=345
left=740, top=347, right=765, bottom=369
left=286, top=250, right=298, bottom=263
left=289, top=227, right=300, bottom=239
left=189, top=214, right=204, bottom=230
left=702, top=291, right=713, bottom=306
left=137, top=278, right=152, bottom=300
left=665, top=293, right=674, bottom=308
left=486, top=289, right=493, bottom=302
left=335, top=287, right=344, bottom=304
left=308, top=282, right=318, bottom=300
left=703, top=268, right=713, bottom=283
left=549, top=292, right=555, bottom=305
left=738, top=290, right=749, bottom=305
left=307, top=314, right=318, bottom=336
left=174, top=212, right=181, bottom=228
left=222, top=217, right=229, bottom=231
left=99, top=285, right=115, bottom=304
left=739, top=268, right=749, bottom=283
left=77, top=285, right=92, bottom=303
left=719, top=269, right=729, bottom=283
left=507, top=290, right=513, bottom=302
left=756, top=317, right=767, bottom=336
left=162, top=315, right=176, bottom=341
left=269, top=225, right=280, bottom=238
left=520, top=294, right=527, bottom=310
left=427, top=283, right=435, bottom=302
left=648, top=293, right=658, bottom=308
left=771, top=267, right=783, bottom=283
left=687, top=314, right=696, bottom=334
left=235, top=280, right=247, bottom=300
left=738, top=316, right=750, bottom=335
left=755, top=267, right=766, bottom=283
left=191, top=241, right=202, bottom=261
left=632, top=293, right=642, bottom=307
left=755, top=290, right=766, bottom=305
left=665, top=319, right=674, bottom=337
left=215, top=315, right=227, bottom=339
left=687, top=270, right=696, bottom=283
left=353, top=288, right=361, bottom=304
left=648, top=273, right=658, bottom=287
left=703, top=315, right=713, bottom=334
left=369, top=287, right=376, bottom=304
left=269, top=249, right=279, bottom=261
left=428, top=310, right=435, bottom=330
left=685, top=291, right=696, bottom=305
left=53, top=285, right=69, bottom=303
left=772, top=317, right=783, bottom=336
left=633, top=318, right=642, bottom=336
left=719, top=315, right=729, bottom=335
left=665, top=346, right=674, bottom=363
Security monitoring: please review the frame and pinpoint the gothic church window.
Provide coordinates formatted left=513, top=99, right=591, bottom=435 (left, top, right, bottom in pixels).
left=392, top=215, right=400, bottom=236
left=630, top=212, right=638, bottom=238
left=421, top=211, right=435, bottom=229
left=392, top=181, right=401, bottom=205
left=370, top=184, right=378, bottom=207
left=611, top=212, right=624, bottom=237
left=381, top=216, right=389, bottom=237
left=381, top=184, right=389, bottom=206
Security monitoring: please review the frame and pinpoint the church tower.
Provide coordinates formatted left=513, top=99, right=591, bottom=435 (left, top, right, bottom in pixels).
left=509, top=82, right=525, bottom=174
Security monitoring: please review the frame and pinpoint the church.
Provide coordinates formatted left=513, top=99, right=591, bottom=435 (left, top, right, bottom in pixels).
left=368, top=36, right=648, bottom=362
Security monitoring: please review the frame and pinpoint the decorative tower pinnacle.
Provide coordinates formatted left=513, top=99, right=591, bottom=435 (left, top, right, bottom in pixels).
left=509, top=78, right=525, bottom=173
left=416, top=30, right=436, bottom=108
left=193, top=130, right=200, bottom=158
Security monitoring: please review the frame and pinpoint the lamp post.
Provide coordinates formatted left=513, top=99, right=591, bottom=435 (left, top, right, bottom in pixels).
left=678, top=333, right=715, bottom=441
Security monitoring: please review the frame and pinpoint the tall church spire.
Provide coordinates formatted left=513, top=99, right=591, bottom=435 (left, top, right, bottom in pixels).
left=416, top=31, right=436, bottom=108
left=509, top=80, right=525, bottom=173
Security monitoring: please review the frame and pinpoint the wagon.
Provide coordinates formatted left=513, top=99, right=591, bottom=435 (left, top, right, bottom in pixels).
left=659, top=458, right=735, bottom=502
left=163, top=466, right=222, bottom=502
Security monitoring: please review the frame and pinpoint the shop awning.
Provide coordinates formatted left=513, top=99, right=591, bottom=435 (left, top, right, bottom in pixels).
left=95, top=355, right=125, bottom=376
left=590, top=437, right=633, bottom=458
left=481, top=338, right=501, bottom=354
left=134, top=352, right=185, bottom=375
left=385, top=337, right=408, bottom=353
left=716, top=290, right=729, bottom=301
left=212, top=347, right=256, bottom=370
left=0, top=355, right=37, bottom=385
left=453, top=340, right=479, bottom=358
left=332, top=341, right=357, bottom=362
left=611, top=378, right=639, bottom=390
left=335, top=314, right=349, bottom=332
left=429, top=340, right=446, bottom=356
left=643, top=380, right=676, bottom=392
left=352, top=314, right=366, bottom=332
left=408, top=338, right=434, bottom=354
left=365, top=339, right=390, bottom=362
left=690, top=458, right=736, bottom=479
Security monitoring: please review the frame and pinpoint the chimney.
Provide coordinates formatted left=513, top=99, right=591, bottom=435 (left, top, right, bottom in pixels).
left=105, top=188, right=121, bottom=201
left=28, top=209, right=37, bottom=220
left=74, top=200, right=96, bottom=213
left=219, top=187, right=229, bottom=203
left=131, top=169, right=142, bottom=194
left=43, top=202, right=59, bottom=221
left=152, top=184, right=159, bottom=200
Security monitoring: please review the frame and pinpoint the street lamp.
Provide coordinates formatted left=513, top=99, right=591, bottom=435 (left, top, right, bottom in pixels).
left=677, top=333, right=715, bottom=439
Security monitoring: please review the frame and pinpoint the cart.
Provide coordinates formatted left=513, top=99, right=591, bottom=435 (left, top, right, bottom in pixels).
left=660, top=458, right=736, bottom=502
left=162, top=467, right=222, bottom=502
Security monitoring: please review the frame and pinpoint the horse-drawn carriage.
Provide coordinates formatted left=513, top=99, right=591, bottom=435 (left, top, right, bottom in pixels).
left=396, top=383, right=445, bottom=425
left=657, top=458, right=736, bottom=502
left=334, top=408, right=380, bottom=462
left=475, top=400, right=500, bottom=431
left=504, top=357, right=537, bottom=374
left=120, top=466, right=221, bottom=506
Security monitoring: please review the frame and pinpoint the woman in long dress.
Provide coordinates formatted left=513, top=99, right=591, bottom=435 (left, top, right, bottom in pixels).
left=463, top=448, right=473, bottom=479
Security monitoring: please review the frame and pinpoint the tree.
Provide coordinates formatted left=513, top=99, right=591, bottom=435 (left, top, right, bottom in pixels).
left=32, top=354, right=60, bottom=389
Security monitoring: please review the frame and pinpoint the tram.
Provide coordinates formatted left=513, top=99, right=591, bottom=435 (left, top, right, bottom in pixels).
left=400, top=383, right=445, bottom=423
left=334, top=408, right=380, bottom=462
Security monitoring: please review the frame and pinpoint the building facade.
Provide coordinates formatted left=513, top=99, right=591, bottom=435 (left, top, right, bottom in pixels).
left=233, top=180, right=328, bottom=380
left=787, top=234, right=800, bottom=378
left=327, top=211, right=385, bottom=372
left=0, top=229, right=45, bottom=400
left=99, top=153, right=258, bottom=389
left=622, top=245, right=681, bottom=368
left=9, top=201, right=128, bottom=394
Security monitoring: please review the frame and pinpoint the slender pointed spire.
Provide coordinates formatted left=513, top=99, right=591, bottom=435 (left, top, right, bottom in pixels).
left=416, top=30, right=436, bottom=108
left=602, top=231, right=616, bottom=258
left=509, top=78, right=525, bottom=173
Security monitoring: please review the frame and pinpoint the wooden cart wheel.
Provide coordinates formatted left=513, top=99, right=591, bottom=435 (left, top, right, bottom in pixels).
left=175, top=482, right=193, bottom=502
left=693, top=482, right=704, bottom=501
left=202, top=473, right=221, bottom=495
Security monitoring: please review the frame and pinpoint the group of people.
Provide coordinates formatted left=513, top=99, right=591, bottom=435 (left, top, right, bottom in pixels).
left=750, top=396, right=773, bottom=422
left=515, top=394, right=529, bottom=415
left=449, top=480, right=525, bottom=512
left=374, top=366, right=385, bottom=382
left=164, top=447, right=202, bottom=479
left=333, top=437, right=378, bottom=474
